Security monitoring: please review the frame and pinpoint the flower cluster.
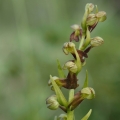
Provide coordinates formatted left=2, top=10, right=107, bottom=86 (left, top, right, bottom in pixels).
left=46, top=3, right=106, bottom=120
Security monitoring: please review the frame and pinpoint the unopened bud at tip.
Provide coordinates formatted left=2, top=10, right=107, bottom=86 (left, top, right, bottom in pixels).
left=86, top=3, right=94, bottom=13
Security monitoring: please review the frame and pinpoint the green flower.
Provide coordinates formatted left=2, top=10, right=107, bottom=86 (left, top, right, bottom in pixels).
left=91, top=36, right=104, bottom=47
left=46, top=95, right=59, bottom=110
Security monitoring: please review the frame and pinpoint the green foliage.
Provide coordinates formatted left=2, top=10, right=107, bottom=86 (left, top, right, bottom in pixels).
left=47, top=3, right=107, bottom=119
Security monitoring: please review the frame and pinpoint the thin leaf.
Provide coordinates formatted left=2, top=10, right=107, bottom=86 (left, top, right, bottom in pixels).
left=73, top=47, right=82, bottom=73
left=82, top=70, right=88, bottom=88
left=50, top=75, right=68, bottom=107
left=81, top=109, right=92, bottom=120
left=57, top=59, right=66, bottom=78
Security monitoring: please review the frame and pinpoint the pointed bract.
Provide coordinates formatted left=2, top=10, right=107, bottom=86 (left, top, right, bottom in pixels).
left=50, top=75, right=68, bottom=107
left=57, top=59, right=66, bottom=78
left=82, top=70, right=88, bottom=88
left=81, top=109, right=92, bottom=120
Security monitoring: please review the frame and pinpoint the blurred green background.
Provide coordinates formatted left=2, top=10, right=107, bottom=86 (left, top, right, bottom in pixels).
left=0, top=0, right=120, bottom=120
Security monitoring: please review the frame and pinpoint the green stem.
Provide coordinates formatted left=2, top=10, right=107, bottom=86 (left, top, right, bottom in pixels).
left=67, top=110, right=74, bottom=120
left=67, top=89, right=74, bottom=120
left=68, top=89, right=74, bottom=103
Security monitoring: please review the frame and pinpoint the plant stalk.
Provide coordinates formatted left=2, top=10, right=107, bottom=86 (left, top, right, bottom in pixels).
left=67, top=89, right=74, bottom=120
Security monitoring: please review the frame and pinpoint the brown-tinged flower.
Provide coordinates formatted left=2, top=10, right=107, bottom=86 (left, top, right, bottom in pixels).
left=86, top=14, right=98, bottom=32
left=64, top=72, right=79, bottom=89
left=70, top=24, right=82, bottom=42
left=71, top=50, right=88, bottom=63
left=68, top=87, right=95, bottom=110
left=88, top=22, right=98, bottom=32
left=48, top=72, right=79, bottom=90
left=48, top=76, right=66, bottom=90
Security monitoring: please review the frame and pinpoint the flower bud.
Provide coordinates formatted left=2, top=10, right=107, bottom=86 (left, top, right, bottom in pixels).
left=70, top=24, right=82, bottom=42
left=81, top=87, right=95, bottom=99
left=96, top=11, right=107, bottom=22
left=63, top=61, right=78, bottom=73
left=86, top=14, right=98, bottom=26
left=71, top=24, right=80, bottom=30
left=46, top=95, right=59, bottom=110
left=63, top=42, right=75, bottom=55
left=91, top=36, right=104, bottom=47
left=58, top=114, right=67, bottom=120
left=86, top=3, right=94, bottom=13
